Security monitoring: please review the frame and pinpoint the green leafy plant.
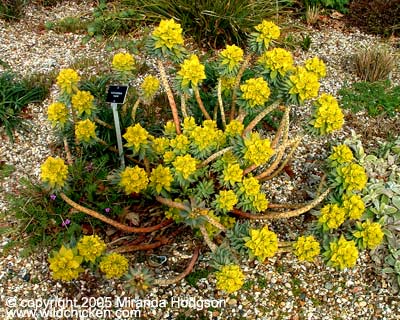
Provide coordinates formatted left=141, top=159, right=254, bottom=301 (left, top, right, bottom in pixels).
left=0, top=0, right=26, bottom=21
left=303, top=0, right=349, bottom=13
left=45, top=16, right=88, bottom=34
left=339, top=80, right=400, bottom=117
left=123, top=0, right=290, bottom=48
left=344, top=132, right=400, bottom=292
left=352, top=46, right=396, bottom=82
left=35, top=19, right=380, bottom=294
left=0, top=71, right=49, bottom=141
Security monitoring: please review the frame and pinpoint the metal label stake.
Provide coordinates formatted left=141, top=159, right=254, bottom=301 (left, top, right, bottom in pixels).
left=106, top=85, right=129, bottom=169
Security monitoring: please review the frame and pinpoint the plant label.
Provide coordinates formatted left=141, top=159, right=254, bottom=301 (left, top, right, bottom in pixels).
left=106, top=85, right=128, bottom=104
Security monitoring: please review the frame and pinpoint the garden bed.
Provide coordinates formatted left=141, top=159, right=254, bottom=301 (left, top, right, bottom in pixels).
left=0, top=1, right=399, bottom=319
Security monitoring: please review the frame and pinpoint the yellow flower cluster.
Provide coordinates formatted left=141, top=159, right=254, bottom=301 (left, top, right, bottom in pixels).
left=353, top=220, right=384, bottom=249
left=48, top=245, right=83, bottom=281
left=75, top=119, right=97, bottom=143
left=140, top=75, right=160, bottom=102
left=151, top=137, right=170, bottom=155
left=240, top=77, right=271, bottom=108
left=40, top=156, right=68, bottom=189
left=170, top=134, right=190, bottom=154
left=119, top=166, right=149, bottom=194
left=219, top=44, right=244, bottom=73
left=342, top=194, right=365, bottom=220
left=172, top=154, right=197, bottom=179
left=191, top=120, right=224, bottom=152
left=224, top=120, right=244, bottom=137
left=47, top=102, right=69, bottom=127
left=215, top=265, right=245, bottom=293
left=328, top=236, right=359, bottom=270
left=77, top=235, right=106, bottom=263
left=245, top=226, right=278, bottom=262
left=258, top=48, right=294, bottom=77
left=220, top=76, right=236, bottom=93
left=153, top=19, right=184, bottom=50
left=243, top=132, right=274, bottom=166
left=71, top=90, right=95, bottom=116
left=182, top=117, right=197, bottom=134
left=150, top=165, right=173, bottom=194
left=254, top=20, right=280, bottom=47
left=305, top=57, right=326, bottom=79
left=252, top=192, right=269, bottom=212
left=338, top=163, right=368, bottom=192
left=289, top=66, right=320, bottom=102
left=318, top=203, right=346, bottom=230
left=311, top=93, right=344, bottom=134
left=293, top=235, right=320, bottom=262
left=56, top=69, right=80, bottom=95
left=240, top=177, right=261, bottom=197
left=178, top=55, right=206, bottom=88
left=164, top=120, right=177, bottom=137
left=99, top=253, right=129, bottom=279
left=163, top=151, right=176, bottom=164
left=123, top=124, right=150, bottom=150
left=223, top=163, right=243, bottom=186
left=216, top=190, right=238, bottom=211
left=329, top=144, right=353, bottom=166
left=112, top=52, right=135, bottom=72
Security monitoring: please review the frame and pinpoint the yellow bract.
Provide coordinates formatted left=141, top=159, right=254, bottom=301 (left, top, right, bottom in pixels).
left=40, top=156, right=68, bottom=189
left=329, top=236, right=359, bottom=270
left=99, top=253, right=129, bottom=279
left=56, top=69, right=80, bottom=95
left=112, top=52, right=135, bottom=72
left=312, top=94, right=344, bottom=134
left=172, top=154, right=197, bottom=179
left=342, top=194, right=365, bottom=220
left=119, top=166, right=149, bottom=194
left=258, top=48, right=294, bottom=77
left=305, top=56, right=326, bottom=79
left=153, top=19, right=184, bottom=50
left=140, top=75, right=160, bottom=102
left=254, top=20, right=280, bottom=47
left=293, top=235, right=320, bottom=262
left=77, top=235, right=106, bottom=263
left=75, top=119, right=97, bottom=143
left=224, top=119, right=244, bottom=137
left=47, top=102, right=69, bottom=127
left=318, top=203, right=346, bottom=229
left=123, top=123, right=150, bottom=150
left=48, top=245, right=83, bottom=281
left=354, top=220, right=384, bottom=249
left=243, top=132, right=274, bottom=166
left=289, top=66, right=320, bottom=102
left=150, top=165, right=173, bottom=194
left=223, top=163, right=243, bottom=186
left=219, top=44, right=244, bottom=72
left=240, top=77, right=271, bottom=108
left=338, top=163, right=368, bottom=192
left=177, top=55, right=206, bottom=88
left=215, top=265, right=245, bottom=293
left=245, top=226, right=278, bottom=262
left=329, top=144, right=353, bottom=166
left=216, top=190, right=238, bottom=211
left=71, top=90, right=95, bottom=116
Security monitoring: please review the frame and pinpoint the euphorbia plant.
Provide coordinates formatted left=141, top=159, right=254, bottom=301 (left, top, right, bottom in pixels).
left=41, top=19, right=383, bottom=294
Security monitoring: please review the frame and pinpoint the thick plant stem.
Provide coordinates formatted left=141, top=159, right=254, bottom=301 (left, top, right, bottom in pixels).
left=157, top=60, right=181, bottom=134
left=155, top=196, right=190, bottom=211
left=180, top=93, right=188, bottom=118
left=271, top=106, right=290, bottom=149
left=230, top=53, right=253, bottom=121
left=217, top=79, right=226, bottom=129
left=60, top=193, right=173, bottom=233
left=94, top=117, right=113, bottom=129
left=113, top=241, right=164, bottom=253
left=261, top=136, right=302, bottom=181
left=194, top=87, right=211, bottom=120
left=242, top=102, right=280, bottom=136
left=198, top=146, right=233, bottom=168
left=200, top=213, right=227, bottom=232
left=131, top=98, right=141, bottom=122
left=63, top=138, right=73, bottom=165
left=154, top=247, right=200, bottom=286
left=231, top=188, right=330, bottom=220
left=199, top=225, right=217, bottom=252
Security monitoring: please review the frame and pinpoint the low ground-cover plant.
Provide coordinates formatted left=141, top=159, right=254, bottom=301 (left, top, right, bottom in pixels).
left=344, top=133, right=400, bottom=292
left=37, top=19, right=383, bottom=293
left=339, top=80, right=400, bottom=117
left=0, top=71, right=49, bottom=141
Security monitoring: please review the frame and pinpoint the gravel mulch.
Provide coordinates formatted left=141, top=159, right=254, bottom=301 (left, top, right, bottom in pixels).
left=0, top=2, right=399, bottom=319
